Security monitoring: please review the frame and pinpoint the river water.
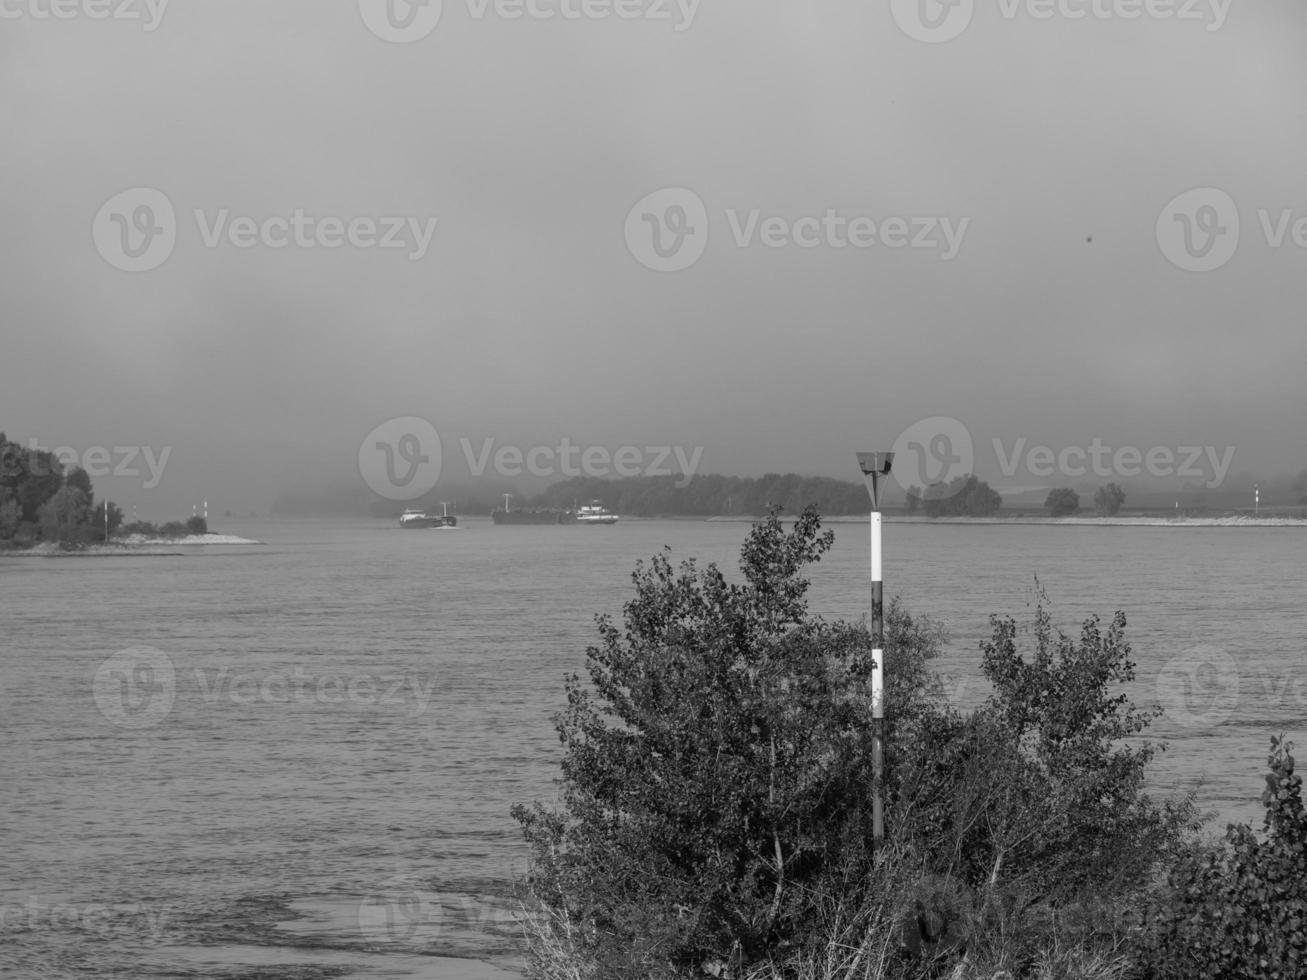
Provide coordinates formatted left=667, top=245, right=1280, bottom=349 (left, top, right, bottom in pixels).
left=2, top=517, right=1305, bottom=978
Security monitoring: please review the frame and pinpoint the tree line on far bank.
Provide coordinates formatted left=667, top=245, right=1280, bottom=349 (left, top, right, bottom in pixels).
left=360, top=471, right=1137, bottom=521
left=530, top=474, right=1134, bottom=519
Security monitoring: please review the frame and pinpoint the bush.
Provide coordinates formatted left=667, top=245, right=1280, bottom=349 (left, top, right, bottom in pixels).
left=1045, top=488, right=1081, bottom=517
left=37, top=485, right=91, bottom=541
left=881, top=593, right=1197, bottom=979
left=1140, top=735, right=1307, bottom=979
left=186, top=515, right=208, bottom=535
left=514, top=509, right=948, bottom=977
left=1094, top=483, right=1126, bottom=517
left=920, top=475, right=1003, bottom=518
left=512, top=512, right=1197, bottom=979
left=0, top=498, right=19, bottom=539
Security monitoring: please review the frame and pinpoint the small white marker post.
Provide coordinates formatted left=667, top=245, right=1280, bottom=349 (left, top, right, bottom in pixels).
left=857, top=451, right=895, bottom=847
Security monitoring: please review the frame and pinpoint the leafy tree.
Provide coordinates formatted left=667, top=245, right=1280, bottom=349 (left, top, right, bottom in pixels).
left=85, top=500, right=125, bottom=541
left=0, top=499, right=19, bottom=539
left=186, top=515, right=208, bottom=535
left=65, top=466, right=94, bottom=500
left=513, top=508, right=948, bottom=976
left=1044, top=487, right=1080, bottom=517
left=1093, top=482, right=1126, bottom=516
left=894, top=597, right=1195, bottom=904
left=14, top=446, right=65, bottom=523
left=1141, top=735, right=1307, bottom=979
left=922, top=475, right=1002, bottom=518
left=904, top=485, right=922, bottom=514
left=37, top=485, right=90, bottom=541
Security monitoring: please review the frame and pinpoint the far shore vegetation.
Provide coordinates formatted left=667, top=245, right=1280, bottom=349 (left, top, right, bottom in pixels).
left=512, top=508, right=1307, bottom=979
left=319, top=471, right=1307, bottom=522
left=0, top=431, right=208, bottom=551
left=335, top=471, right=1307, bottom=522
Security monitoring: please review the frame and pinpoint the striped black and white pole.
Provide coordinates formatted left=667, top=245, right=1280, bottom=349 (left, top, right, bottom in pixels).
left=857, top=452, right=894, bottom=847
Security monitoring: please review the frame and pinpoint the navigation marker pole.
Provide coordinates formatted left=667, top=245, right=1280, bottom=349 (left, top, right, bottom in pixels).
left=857, top=451, right=894, bottom=848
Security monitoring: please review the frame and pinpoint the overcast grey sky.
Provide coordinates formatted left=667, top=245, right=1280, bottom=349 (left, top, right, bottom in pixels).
left=2, top=0, right=1304, bottom=512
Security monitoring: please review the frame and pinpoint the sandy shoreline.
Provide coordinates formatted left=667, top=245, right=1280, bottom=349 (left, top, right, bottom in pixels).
left=6, top=533, right=263, bottom=556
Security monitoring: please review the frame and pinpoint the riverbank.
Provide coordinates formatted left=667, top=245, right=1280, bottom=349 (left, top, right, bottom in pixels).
left=5, top=532, right=263, bottom=556
left=706, top=514, right=1307, bottom=526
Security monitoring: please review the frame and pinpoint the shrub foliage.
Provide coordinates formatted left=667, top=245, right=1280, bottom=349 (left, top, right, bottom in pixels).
left=513, top=509, right=1211, bottom=979
left=1141, top=735, right=1307, bottom=979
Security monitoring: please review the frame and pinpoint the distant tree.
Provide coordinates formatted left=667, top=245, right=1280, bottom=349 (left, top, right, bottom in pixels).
left=1093, top=483, right=1126, bottom=516
left=1045, top=488, right=1080, bottom=517
left=186, top=515, right=208, bottom=535
left=37, top=486, right=90, bottom=541
left=904, top=485, right=922, bottom=514
left=15, top=447, right=65, bottom=523
left=90, top=501, right=126, bottom=541
left=923, top=475, right=1002, bottom=518
left=0, top=499, right=19, bottom=539
left=0, top=433, right=17, bottom=483
left=65, top=466, right=94, bottom=500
